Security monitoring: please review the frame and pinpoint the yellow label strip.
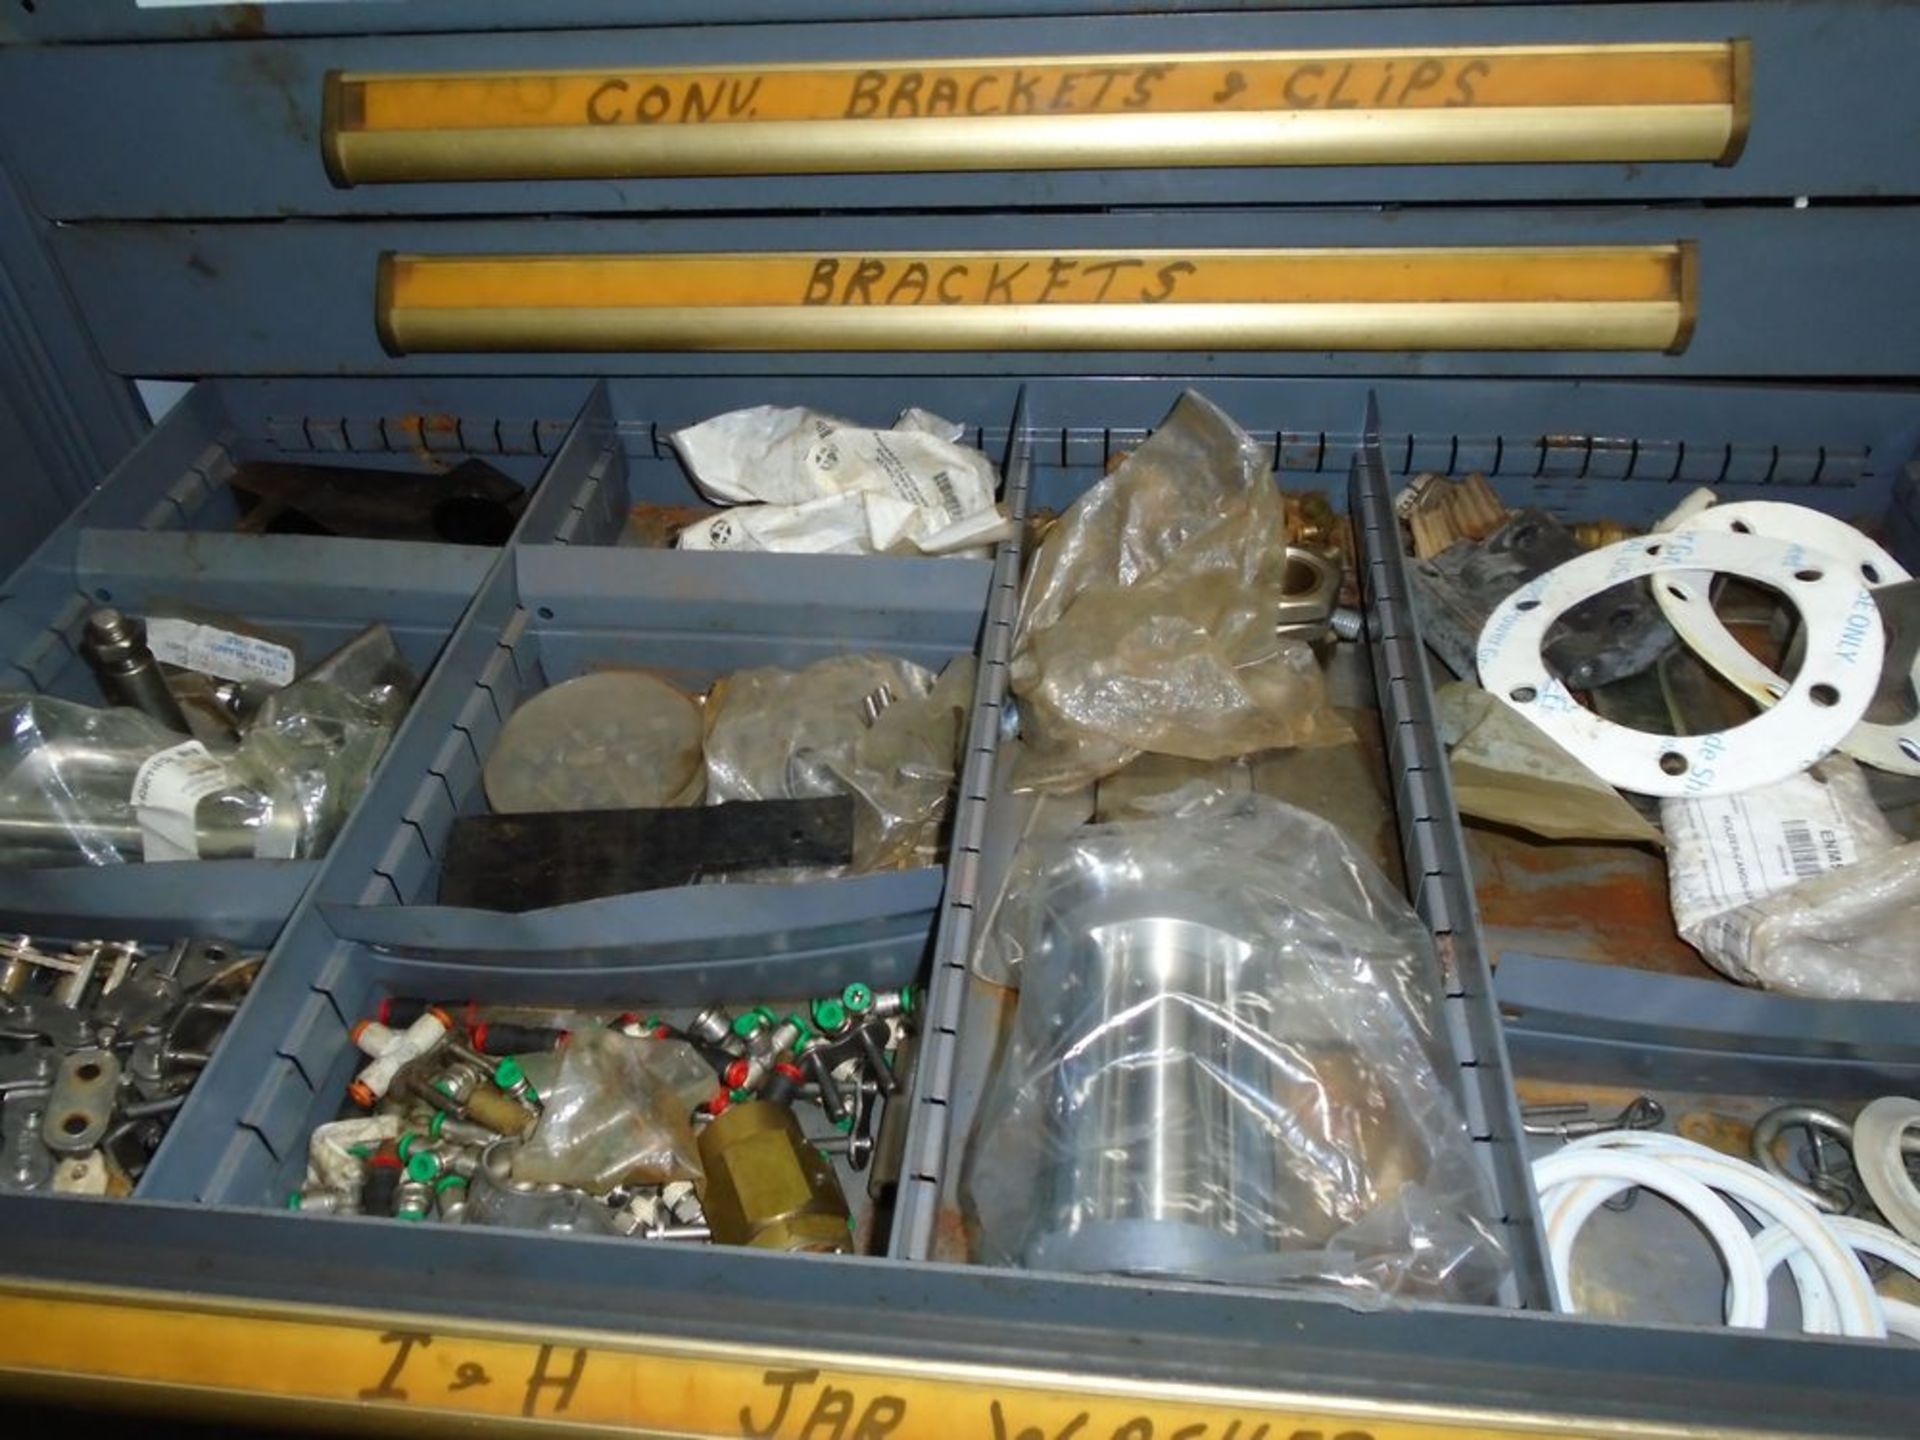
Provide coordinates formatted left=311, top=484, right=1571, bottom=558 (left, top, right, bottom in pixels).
left=0, top=1280, right=1750, bottom=1438
left=376, top=245, right=1697, bottom=355
left=324, top=42, right=1749, bottom=182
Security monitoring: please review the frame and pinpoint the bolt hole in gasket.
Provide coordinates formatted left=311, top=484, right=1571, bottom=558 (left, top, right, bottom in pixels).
left=1650, top=500, right=1920, bottom=777
left=1478, top=530, right=1882, bottom=798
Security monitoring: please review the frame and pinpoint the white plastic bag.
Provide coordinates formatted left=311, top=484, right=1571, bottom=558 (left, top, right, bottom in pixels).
left=671, top=405, right=1008, bottom=556
left=1662, top=758, right=1920, bottom=998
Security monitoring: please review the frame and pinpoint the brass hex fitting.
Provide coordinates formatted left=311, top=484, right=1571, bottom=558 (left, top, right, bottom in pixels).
left=696, top=1101, right=851, bottom=1254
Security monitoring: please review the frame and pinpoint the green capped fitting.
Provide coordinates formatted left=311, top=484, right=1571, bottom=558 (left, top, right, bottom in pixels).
left=842, top=982, right=874, bottom=1015
left=394, top=1208, right=425, bottom=1222
left=495, top=1056, right=524, bottom=1088
left=406, top=1151, right=442, bottom=1183
left=732, top=1005, right=776, bottom=1038
left=811, top=997, right=848, bottom=1033
left=786, top=1013, right=813, bottom=1044
left=901, top=983, right=917, bottom=1015
left=429, top=1111, right=447, bottom=1139
left=433, top=1173, right=469, bottom=1195
left=730, top=1086, right=752, bottom=1103
left=834, top=1112, right=855, bottom=1133
left=643, top=1014, right=664, bottom=1029
left=285, top=1191, right=304, bottom=1210
left=397, top=1133, right=425, bottom=1161
left=347, top=1142, right=377, bottom=1160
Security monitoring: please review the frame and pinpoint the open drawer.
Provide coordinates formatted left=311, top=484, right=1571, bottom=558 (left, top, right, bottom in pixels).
left=10, top=375, right=1917, bottom=1439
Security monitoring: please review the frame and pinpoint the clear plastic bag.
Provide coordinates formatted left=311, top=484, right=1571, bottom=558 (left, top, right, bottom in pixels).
left=704, top=652, right=974, bottom=871
left=1661, top=758, right=1920, bottom=998
left=1689, top=845, right=1920, bottom=1000
left=0, top=697, right=186, bottom=865
left=962, top=793, right=1510, bottom=1303
left=0, top=623, right=415, bottom=867
left=224, top=623, right=417, bottom=854
left=510, top=1030, right=709, bottom=1193
left=1010, top=391, right=1348, bottom=791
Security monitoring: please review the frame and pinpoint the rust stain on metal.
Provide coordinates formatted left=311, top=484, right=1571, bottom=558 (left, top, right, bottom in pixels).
left=623, top=502, right=713, bottom=549
left=394, top=413, right=458, bottom=470
left=1466, top=827, right=1714, bottom=978
left=930, top=1204, right=972, bottom=1265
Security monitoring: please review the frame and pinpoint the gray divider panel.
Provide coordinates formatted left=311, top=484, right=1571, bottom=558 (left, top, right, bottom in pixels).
left=1499, top=952, right=1920, bottom=1099
left=1353, top=393, right=1549, bottom=1308
left=887, top=387, right=1029, bottom=1261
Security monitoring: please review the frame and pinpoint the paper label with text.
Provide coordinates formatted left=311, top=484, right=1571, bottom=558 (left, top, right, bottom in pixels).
left=147, top=617, right=297, bottom=688
left=130, top=741, right=232, bottom=861
left=1662, top=772, right=1863, bottom=933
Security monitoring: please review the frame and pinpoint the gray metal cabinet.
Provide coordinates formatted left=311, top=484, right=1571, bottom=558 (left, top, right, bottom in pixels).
left=1, top=4, right=1917, bottom=1435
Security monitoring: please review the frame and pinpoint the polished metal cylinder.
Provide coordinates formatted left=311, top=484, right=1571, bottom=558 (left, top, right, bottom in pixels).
left=81, top=609, right=191, bottom=734
left=1026, top=908, right=1270, bottom=1278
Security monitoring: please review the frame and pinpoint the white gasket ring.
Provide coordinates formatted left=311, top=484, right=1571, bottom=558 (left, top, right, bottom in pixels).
left=1570, top=1131, right=1885, bottom=1338
left=1478, top=531, right=1884, bottom=797
left=1532, top=1148, right=1770, bottom=1327
left=1826, top=1216, right=1920, bottom=1344
left=1853, top=1096, right=1920, bottom=1244
left=1653, top=500, right=1920, bottom=777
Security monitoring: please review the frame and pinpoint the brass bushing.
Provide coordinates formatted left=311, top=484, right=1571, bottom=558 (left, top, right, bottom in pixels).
left=696, top=1100, right=851, bottom=1254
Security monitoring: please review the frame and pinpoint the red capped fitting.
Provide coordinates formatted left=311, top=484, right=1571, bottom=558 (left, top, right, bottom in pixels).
left=427, top=1005, right=455, bottom=1031
left=377, top=997, right=394, bottom=1026
left=704, top=1089, right=732, bottom=1117
left=613, top=1012, right=640, bottom=1029
left=347, top=1078, right=376, bottom=1109
left=652, top=1026, right=672, bottom=1039
left=724, top=1058, right=752, bottom=1090
left=774, top=1061, right=805, bottom=1083
left=367, top=1145, right=403, bottom=1171
left=471, top=1021, right=492, bottom=1053
left=350, top=1019, right=374, bottom=1046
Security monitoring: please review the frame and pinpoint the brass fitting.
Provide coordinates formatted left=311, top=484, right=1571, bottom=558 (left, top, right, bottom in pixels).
left=695, top=1101, right=851, bottom=1254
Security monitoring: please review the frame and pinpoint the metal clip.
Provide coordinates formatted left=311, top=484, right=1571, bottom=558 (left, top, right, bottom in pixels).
left=1522, top=1094, right=1666, bottom=1140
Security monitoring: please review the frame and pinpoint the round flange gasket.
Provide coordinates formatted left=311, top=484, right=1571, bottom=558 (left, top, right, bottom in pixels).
left=1478, top=530, right=1884, bottom=798
left=1653, top=500, right=1920, bottom=776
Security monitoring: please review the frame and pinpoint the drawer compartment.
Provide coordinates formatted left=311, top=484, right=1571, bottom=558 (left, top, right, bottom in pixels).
left=305, top=538, right=992, bottom=969
left=141, top=913, right=923, bottom=1234
left=532, top=378, right=1016, bottom=551
left=893, top=380, right=1547, bottom=1307
left=0, top=378, right=605, bottom=943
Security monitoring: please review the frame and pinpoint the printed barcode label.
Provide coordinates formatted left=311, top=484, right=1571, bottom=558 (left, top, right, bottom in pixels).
left=1662, top=774, right=1863, bottom=933
left=1781, top=819, right=1824, bottom=880
left=930, top=469, right=963, bottom=523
